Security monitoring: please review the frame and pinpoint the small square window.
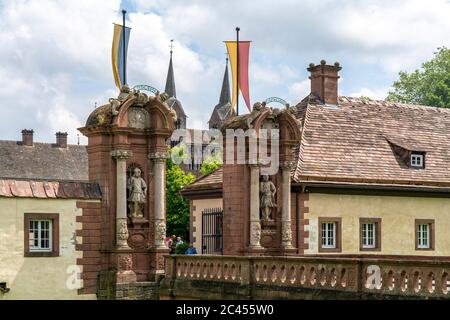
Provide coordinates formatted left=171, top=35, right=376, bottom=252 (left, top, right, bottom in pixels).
left=411, top=154, right=424, bottom=168
left=322, top=222, right=336, bottom=248
left=318, top=218, right=341, bottom=252
left=29, top=220, right=52, bottom=252
left=360, top=218, right=381, bottom=251
left=415, top=219, right=434, bottom=251
left=24, top=213, right=59, bottom=257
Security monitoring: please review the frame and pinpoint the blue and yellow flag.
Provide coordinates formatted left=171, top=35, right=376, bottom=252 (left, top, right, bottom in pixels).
left=112, top=23, right=131, bottom=89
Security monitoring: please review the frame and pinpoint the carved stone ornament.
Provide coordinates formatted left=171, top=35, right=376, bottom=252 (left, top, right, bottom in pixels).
left=131, top=89, right=149, bottom=107
left=118, top=254, right=133, bottom=271
left=246, top=101, right=266, bottom=128
left=128, top=107, right=149, bottom=129
left=281, top=161, right=296, bottom=170
left=109, top=84, right=131, bottom=116
left=155, top=91, right=170, bottom=103
left=148, top=152, right=169, bottom=161
left=127, top=167, right=147, bottom=218
left=260, top=175, right=277, bottom=221
left=282, top=223, right=293, bottom=243
left=117, top=219, right=129, bottom=241
left=111, top=150, right=133, bottom=160
left=250, top=222, right=261, bottom=246
left=155, top=221, right=166, bottom=242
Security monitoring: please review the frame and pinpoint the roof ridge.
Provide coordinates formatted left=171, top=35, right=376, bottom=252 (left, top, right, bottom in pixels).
left=339, top=96, right=450, bottom=111
left=294, top=103, right=312, bottom=179
left=0, top=140, right=86, bottom=147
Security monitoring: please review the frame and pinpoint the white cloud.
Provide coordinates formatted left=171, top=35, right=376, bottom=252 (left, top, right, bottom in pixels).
left=288, top=80, right=310, bottom=103
left=350, top=87, right=389, bottom=100
left=0, top=0, right=448, bottom=144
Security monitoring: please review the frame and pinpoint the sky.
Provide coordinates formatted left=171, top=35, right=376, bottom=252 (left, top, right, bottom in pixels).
left=0, top=0, right=449, bottom=144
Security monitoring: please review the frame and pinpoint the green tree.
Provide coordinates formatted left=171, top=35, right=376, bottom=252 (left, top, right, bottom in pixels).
left=200, top=150, right=223, bottom=176
left=166, top=146, right=195, bottom=241
left=386, top=47, right=450, bottom=107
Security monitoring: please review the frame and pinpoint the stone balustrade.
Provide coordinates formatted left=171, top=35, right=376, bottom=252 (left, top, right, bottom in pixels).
left=163, top=255, right=450, bottom=299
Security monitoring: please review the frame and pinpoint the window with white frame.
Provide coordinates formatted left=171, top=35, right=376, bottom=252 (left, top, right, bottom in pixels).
left=362, top=223, right=376, bottom=248
left=417, top=223, right=430, bottom=249
left=29, top=220, right=52, bottom=252
left=411, top=154, right=424, bottom=168
left=321, top=222, right=336, bottom=248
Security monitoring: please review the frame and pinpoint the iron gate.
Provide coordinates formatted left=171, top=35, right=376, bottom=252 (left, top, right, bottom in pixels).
left=201, top=208, right=223, bottom=255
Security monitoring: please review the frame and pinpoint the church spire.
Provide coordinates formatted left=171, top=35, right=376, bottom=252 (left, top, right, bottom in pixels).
left=165, top=40, right=176, bottom=98
left=219, top=58, right=231, bottom=105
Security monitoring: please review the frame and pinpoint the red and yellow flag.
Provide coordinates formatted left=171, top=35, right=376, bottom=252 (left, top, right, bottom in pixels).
left=225, top=41, right=251, bottom=112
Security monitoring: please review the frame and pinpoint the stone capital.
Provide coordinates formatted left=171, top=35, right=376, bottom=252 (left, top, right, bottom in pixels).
left=280, top=161, right=296, bottom=170
left=111, top=149, right=133, bottom=160
left=148, top=151, right=169, bottom=161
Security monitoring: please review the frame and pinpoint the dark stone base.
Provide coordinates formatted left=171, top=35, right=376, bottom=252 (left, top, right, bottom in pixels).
left=97, top=270, right=160, bottom=300
left=116, top=282, right=159, bottom=300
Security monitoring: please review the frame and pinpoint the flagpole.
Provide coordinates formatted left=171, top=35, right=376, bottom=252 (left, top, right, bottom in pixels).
left=122, top=9, right=127, bottom=86
left=236, top=27, right=240, bottom=116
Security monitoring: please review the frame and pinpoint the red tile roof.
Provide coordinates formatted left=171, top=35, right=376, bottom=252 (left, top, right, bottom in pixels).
left=182, top=96, right=450, bottom=193
left=0, top=180, right=101, bottom=199
left=294, top=97, right=450, bottom=187
left=181, top=168, right=223, bottom=193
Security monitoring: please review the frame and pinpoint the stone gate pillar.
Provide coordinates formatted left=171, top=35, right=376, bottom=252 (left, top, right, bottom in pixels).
left=248, top=161, right=262, bottom=249
left=281, top=161, right=295, bottom=249
left=149, top=151, right=168, bottom=249
left=80, top=88, right=176, bottom=291
left=111, top=150, right=133, bottom=249
left=221, top=102, right=301, bottom=256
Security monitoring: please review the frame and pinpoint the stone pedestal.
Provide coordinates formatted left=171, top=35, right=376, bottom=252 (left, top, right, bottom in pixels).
left=131, top=217, right=149, bottom=228
left=116, top=252, right=137, bottom=284
left=148, top=248, right=169, bottom=282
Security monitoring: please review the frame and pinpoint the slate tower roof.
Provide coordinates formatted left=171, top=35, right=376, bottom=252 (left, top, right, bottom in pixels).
left=165, top=49, right=186, bottom=129
left=209, top=59, right=236, bottom=129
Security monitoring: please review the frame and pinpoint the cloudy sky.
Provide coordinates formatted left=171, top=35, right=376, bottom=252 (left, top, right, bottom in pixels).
left=0, top=0, right=449, bottom=144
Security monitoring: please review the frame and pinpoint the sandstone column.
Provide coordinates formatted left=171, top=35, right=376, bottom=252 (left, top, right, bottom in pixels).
left=281, top=162, right=295, bottom=249
left=149, top=151, right=169, bottom=249
left=111, top=150, right=133, bottom=249
left=249, top=162, right=262, bottom=249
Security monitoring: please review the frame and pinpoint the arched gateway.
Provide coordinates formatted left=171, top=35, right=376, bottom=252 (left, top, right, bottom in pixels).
left=78, top=87, right=176, bottom=298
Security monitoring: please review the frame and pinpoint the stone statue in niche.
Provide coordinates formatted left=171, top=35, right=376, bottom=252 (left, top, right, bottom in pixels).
left=260, top=175, right=277, bottom=221
left=127, top=168, right=147, bottom=218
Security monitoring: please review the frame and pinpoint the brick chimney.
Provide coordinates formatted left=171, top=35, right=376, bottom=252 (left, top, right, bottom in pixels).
left=307, top=60, right=342, bottom=105
left=21, top=129, right=34, bottom=146
left=55, top=132, right=68, bottom=148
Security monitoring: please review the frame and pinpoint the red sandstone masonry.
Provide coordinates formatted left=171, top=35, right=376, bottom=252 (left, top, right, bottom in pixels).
left=299, top=192, right=310, bottom=255
left=76, top=200, right=102, bottom=296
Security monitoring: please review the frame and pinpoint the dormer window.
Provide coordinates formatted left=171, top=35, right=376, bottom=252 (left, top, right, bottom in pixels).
left=411, top=153, right=424, bottom=168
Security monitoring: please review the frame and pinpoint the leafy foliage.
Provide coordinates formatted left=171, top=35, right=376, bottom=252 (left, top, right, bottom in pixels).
left=174, top=242, right=190, bottom=255
left=166, top=146, right=195, bottom=241
left=200, top=148, right=223, bottom=176
left=387, top=47, right=450, bottom=107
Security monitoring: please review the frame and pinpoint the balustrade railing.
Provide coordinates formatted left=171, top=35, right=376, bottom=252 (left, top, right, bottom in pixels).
left=164, top=255, right=450, bottom=298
